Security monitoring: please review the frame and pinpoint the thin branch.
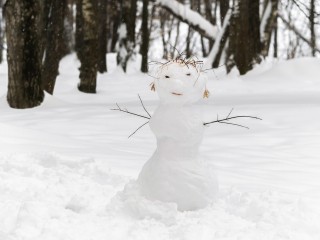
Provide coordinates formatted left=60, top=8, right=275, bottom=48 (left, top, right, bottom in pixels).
left=111, top=103, right=151, bottom=120
left=204, top=115, right=262, bottom=126
left=278, top=13, right=320, bottom=53
left=128, top=121, right=150, bottom=138
left=217, top=121, right=249, bottom=129
left=226, top=108, right=234, bottom=118
left=138, top=94, right=151, bottom=118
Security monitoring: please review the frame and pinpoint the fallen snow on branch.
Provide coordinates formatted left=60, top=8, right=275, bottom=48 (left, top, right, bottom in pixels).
left=205, top=9, right=232, bottom=68
left=157, top=0, right=218, bottom=40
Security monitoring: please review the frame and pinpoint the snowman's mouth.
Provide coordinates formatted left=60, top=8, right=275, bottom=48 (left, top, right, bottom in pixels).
left=171, top=92, right=183, bottom=96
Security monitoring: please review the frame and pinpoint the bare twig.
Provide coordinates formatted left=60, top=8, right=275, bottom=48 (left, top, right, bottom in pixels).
left=128, top=121, right=150, bottom=138
left=138, top=94, right=151, bottom=118
left=204, top=110, right=262, bottom=129
left=226, top=108, right=234, bottom=118
left=217, top=121, right=249, bottom=129
left=111, top=96, right=152, bottom=138
left=111, top=103, right=151, bottom=120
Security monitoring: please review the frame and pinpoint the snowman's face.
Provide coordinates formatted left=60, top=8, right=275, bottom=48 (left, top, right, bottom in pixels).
left=155, top=62, right=207, bottom=105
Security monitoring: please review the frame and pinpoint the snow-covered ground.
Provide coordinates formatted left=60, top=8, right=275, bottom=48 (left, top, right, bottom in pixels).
left=1, top=54, right=320, bottom=240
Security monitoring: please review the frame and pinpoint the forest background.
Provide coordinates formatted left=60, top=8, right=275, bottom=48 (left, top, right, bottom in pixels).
left=0, top=0, right=319, bottom=109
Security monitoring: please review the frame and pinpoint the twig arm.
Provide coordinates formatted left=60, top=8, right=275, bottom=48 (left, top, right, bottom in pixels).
left=128, top=121, right=150, bottom=138
left=138, top=94, right=151, bottom=118
left=111, top=103, right=151, bottom=120
left=204, top=115, right=262, bottom=126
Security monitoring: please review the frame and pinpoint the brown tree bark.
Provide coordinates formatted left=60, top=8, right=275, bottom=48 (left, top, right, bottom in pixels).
left=309, top=0, right=316, bottom=56
left=41, top=0, right=67, bottom=94
left=212, top=0, right=230, bottom=67
left=4, top=0, right=44, bottom=108
left=228, top=0, right=261, bottom=75
left=0, top=0, right=3, bottom=64
left=97, top=0, right=107, bottom=73
left=76, top=0, right=99, bottom=93
left=108, top=0, right=121, bottom=52
left=261, top=0, right=278, bottom=57
left=140, top=0, right=149, bottom=73
left=117, top=0, right=137, bottom=72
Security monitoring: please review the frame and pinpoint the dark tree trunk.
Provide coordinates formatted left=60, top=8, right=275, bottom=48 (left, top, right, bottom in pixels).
left=61, top=0, right=75, bottom=56
left=261, top=0, right=278, bottom=57
left=212, top=0, right=229, bottom=67
left=185, top=0, right=196, bottom=58
left=4, top=0, right=44, bottom=108
left=273, top=17, right=278, bottom=58
left=309, top=0, right=316, bottom=56
left=0, top=0, right=3, bottom=64
left=128, top=0, right=137, bottom=45
left=185, top=26, right=192, bottom=58
left=228, top=0, right=261, bottom=75
left=42, top=0, right=67, bottom=94
left=117, top=0, right=137, bottom=72
left=76, top=0, right=99, bottom=93
left=204, top=0, right=216, bottom=50
left=140, top=0, right=149, bottom=73
left=97, top=0, right=107, bottom=73
left=108, top=0, right=121, bottom=52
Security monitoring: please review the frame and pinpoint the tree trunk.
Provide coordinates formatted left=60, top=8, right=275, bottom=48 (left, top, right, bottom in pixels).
left=140, top=0, right=149, bottom=73
left=212, top=0, right=230, bottom=67
left=0, top=0, right=3, bottom=64
left=204, top=0, right=216, bottom=50
left=76, top=0, right=99, bottom=93
left=261, top=0, right=278, bottom=57
left=97, top=0, right=107, bottom=73
left=309, top=0, right=316, bottom=56
left=42, top=0, right=67, bottom=94
left=228, top=0, right=261, bottom=75
left=108, top=0, right=121, bottom=52
left=4, top=0, right=44, bottom=108
left=61, top=0, right=75, bottom=56
left=117, top=0, right=137, bottom=72
left=273, top=16, right=278, bottom=58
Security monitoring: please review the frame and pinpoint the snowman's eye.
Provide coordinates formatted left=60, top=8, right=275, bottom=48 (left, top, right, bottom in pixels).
left=165, top=75, right=170, bottom=78
left=186, top=73, right=191, bottom=76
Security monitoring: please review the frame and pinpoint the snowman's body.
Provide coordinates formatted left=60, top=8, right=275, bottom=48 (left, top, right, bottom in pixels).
left=137, top=61, right=218, bottom=211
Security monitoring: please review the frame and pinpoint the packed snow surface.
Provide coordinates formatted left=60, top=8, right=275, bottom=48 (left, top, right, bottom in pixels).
left=1, top=55, right=320, bottom=239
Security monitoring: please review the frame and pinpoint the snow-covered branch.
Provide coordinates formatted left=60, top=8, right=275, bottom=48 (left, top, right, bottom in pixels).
left=205, top=9, right=232, bottom=68
left=156, top=0, right=218, bottom=41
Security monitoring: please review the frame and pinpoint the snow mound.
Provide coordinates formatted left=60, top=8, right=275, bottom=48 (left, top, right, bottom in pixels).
left=108, top=182, right=320, bottom=239
left=1, top=153, right=320, bottom=239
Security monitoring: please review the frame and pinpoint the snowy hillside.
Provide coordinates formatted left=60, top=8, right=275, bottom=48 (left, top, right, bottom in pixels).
left=1, top=55, right=320, bottom=240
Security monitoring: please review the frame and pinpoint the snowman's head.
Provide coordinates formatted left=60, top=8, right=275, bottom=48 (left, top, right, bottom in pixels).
left=152, top=58, right=209, bottom=105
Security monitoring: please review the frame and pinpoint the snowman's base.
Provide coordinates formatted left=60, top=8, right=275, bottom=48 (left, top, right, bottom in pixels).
left=137, top=158, right=218, bottom=211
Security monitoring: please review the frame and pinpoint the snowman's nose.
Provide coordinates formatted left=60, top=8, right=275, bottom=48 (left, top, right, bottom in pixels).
left=171, top=78, right=184, bottom=88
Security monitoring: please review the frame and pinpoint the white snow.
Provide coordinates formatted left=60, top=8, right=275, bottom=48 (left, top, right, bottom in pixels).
left=1, top=54, right=320, bottom=239
left=156, top=0, right=218, bottom=40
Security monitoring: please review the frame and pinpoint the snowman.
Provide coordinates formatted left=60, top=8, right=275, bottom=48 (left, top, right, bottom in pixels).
left=137, top=58, right=218, bottom=211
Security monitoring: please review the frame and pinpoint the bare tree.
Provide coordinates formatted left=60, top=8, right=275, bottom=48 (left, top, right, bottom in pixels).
left=0, top=0, right=3, bottom=64
left=41, top=0, right=68, bottom=94
left=140, top=0, right=149, bottom=72
left=260, top=0, right=278, bottom=57
left=117, top=0, right=137, bottom=72
left=309, top=0, right=316, bottom=56
left=97, top=0, right=107, bottom=73
left=228, top=0, right=261, bottom=74
left=212, top=0, right=230, bottom=67
left=76, top=0, right=99, bottom=93
left=4, top=0, right=44, bottom=108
